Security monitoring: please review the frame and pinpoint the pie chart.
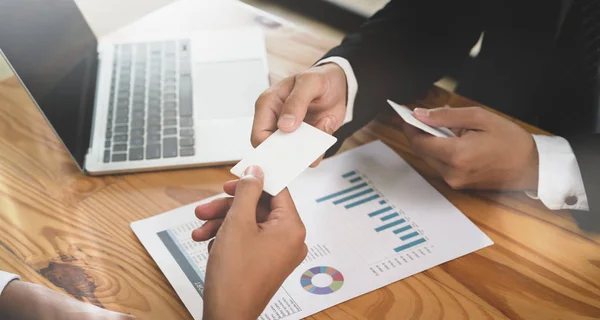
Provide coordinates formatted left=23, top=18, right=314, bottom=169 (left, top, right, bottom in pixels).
left=300, top=266, right=344, bottom=295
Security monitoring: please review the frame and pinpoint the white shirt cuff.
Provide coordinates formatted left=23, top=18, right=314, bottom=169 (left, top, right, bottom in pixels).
left=525, top=135, right=589, bottom=211
left=0, top=271, right=20, bottom=296
left=315, top=57, right=358, bottom=125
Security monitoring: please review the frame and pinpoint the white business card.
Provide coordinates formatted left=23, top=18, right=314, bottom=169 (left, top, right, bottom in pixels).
left=231, top=122, right=337, bottom=196
left=387, top=100, right=455, bottom=138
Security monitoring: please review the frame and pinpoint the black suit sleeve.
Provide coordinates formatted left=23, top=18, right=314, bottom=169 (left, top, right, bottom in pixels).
left=567, top=134, right=600, bottom=231
left=322, top=0, right=484, bottom=156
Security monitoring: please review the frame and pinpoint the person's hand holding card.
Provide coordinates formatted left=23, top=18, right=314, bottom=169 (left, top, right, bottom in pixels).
left=193, top=166, right=308, bottom=320
left=399, top=104, right=539, bottom=191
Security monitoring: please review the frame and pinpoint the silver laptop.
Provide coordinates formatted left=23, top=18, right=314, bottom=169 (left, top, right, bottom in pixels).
left=0, top=0, right=269, bottom=174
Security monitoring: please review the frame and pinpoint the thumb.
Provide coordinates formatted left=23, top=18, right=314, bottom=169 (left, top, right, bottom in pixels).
left=229, top=166, right=265, bottom=224
left=413, top=106, right=490, bottom=131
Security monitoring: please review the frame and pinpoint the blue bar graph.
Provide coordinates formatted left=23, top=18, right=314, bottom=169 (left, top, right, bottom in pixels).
left=368, top=206, right=392, bottom=217
left=393, top=225, right=413, bottom=234
left=342, top=171, right=356, bottom=178
left=394, top=238, right=426, bottom=252
left=333, top=188, right=374, bottom=205
left=316, top=183, right=368, bottom=203
left=375, top=219, right=406, bottom=232
left=316, top=169, right=428, bottom=255
left=400, top=231, right=420, bottom=241
left=345, top=194, right=380, bottom=209
left=381, top=212, right=399, bottom=221
left=349, top=177, right=363, bottom=183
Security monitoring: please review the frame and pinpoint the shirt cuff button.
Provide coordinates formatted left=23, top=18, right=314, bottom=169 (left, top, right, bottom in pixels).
left=565, top=196, right=578, bottom=206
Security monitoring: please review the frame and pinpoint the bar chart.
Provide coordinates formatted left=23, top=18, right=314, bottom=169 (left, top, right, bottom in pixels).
left=316, top=170, right=428, bottom=256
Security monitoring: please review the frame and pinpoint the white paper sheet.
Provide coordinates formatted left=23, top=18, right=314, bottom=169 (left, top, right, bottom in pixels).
left=131, top=140, right=493, bottom=319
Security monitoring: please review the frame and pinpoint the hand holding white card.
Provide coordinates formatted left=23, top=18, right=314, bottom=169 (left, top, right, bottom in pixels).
left=387, top=100, right=456, bottom=138
left=231, top=122, right=337, bottom=196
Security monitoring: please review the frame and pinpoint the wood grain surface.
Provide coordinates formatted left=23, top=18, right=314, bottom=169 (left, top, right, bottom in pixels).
left=1, top=1, right=599, bottom=319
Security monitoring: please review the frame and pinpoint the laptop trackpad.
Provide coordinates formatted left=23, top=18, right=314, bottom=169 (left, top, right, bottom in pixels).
left=193, top=59, right=267, bottom=120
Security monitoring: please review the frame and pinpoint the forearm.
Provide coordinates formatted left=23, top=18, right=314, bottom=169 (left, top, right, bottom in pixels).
left=321, top=0, right=483, bottom=154
left=0, top=279, right=133, bottom=320
left=0, top=281, right=54, bottom=320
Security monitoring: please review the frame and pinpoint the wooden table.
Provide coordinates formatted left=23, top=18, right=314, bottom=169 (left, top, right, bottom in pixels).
left=1, top=1, right=600, bottom=319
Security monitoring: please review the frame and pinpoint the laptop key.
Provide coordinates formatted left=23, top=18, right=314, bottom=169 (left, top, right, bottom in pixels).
left=148, top=125, right=161, bottom=134
left=148, top=94, right=161, bottom=102
left=116, top=109, right=129, bottom=118
left=148, top=134, right=161, bottom=142
left=179, top=76, right=193, bottom=116
left=131, top=130, right=144, bottom=139
left=115, top=116, right=129, bottom=124
left=180, top=129, right=194, bottom=137
left=103, top=150, right=111, bottom=163
left=180, top=138, right=194, bottom=147
left=132, top=110, right=145, bottom=118
left=146, top=144, right=161, bottom=159
left=165, top=77, right=177, bottom=85
left=150, top=69, right=161, bottom=77
left=131, top=128, right=144, bottom=136
left=114, top=135, right=128, bottom=142
left=105, top=140, right=111, bottom=148
left=164, top=128, right=177, bottom=135
left=180, top=56, right=191, bottom=76
left=131, top=137, right=144, bottom=146
left=133, top=93, right=145, bottom=101
left=112, top=153, right=127, bottom=162
left=132, top=105, right=145, bottom=112
left=164, top=118, right=177, bottom=126
left=180, top=148, right=195, bottom=157
left=163, top=137, right=178, bottom=158
left=149, top=116, right=161, bottom=124
left=132, top=119, right=144, bottom=128
left=114, top=125, right=128, bottom=133
left=149, top=100, right=161, bottom=108
left=148, top=93, right=161, bottom=101
left=164, top=110, right=177, bottom=118
left=180, top=117, right=193, bottom=127
left=148, top=108, right=161, bottom=116
left=105, top=131, right=112, bottom=139
left=132, top=97, right=145, bottom=105
left=113, top=144, right=127, bottom=152
left=164, top=101, right=177, bottom=109
left=129, top=148, right=144, bottom=161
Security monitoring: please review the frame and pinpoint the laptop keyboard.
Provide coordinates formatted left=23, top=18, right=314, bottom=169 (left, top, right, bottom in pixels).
left=103, top=40, right=195, bottom=163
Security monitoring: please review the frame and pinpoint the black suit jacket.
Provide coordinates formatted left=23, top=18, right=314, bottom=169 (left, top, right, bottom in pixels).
left=321, top=0, right=600, bottom=230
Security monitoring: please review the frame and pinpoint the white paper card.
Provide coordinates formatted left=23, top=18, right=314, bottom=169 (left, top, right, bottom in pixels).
left=387, top=100, right=455, bottom=138
left=230, top=122, right=337, bottom=196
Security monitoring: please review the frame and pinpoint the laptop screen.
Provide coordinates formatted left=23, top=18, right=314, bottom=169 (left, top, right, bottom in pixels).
left=0, top=0, right=98, bottom=169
